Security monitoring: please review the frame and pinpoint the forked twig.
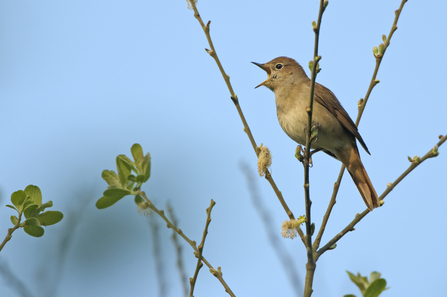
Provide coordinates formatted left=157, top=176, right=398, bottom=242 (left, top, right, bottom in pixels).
left=189, top=200, right=215, bottom=297
left=138, top=191, right=235, bottom=297
left=317, top=134, right=446, bottom=259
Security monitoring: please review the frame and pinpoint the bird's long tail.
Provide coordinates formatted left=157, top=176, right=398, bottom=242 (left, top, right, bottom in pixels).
left=342, top=146, right=380, bottom=211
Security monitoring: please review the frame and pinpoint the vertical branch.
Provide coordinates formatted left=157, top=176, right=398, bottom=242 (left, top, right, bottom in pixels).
left=303, top=1, right=327, bottom=297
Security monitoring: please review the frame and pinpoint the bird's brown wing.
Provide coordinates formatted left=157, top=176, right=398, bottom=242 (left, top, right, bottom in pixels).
left=314, top=83, right=370, bottom=154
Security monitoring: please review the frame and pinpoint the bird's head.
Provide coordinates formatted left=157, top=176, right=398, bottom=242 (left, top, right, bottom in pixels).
left=252, top=57, right=308, bottom=91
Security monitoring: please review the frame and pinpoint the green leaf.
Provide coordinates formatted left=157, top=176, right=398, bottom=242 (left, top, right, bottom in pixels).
left=23, top=200, right=35, bottom=210
left=37, top=201, right=53, bottom=213
left=134, top=195, right=149, bottom=210
left=128, top=175, right=136, bottom=182
left=96, top=196, right=120, bottom=209
left=24, top=204, right=39, bottom=219
left=370, top=271, right=381, bottom=283
left=136, top=174, right=146, bottom=183
left=23, top=218, right=44, bottom=237
left=116, top=155, right=133, bottom=187
left=6, top=204, right=18, bottom=212
left=343, top=295, right=357, bottom=297
left=102, top=170, right=121, bottom=188
left=364, top=279, right=387, bottom=297
left=131, top=143, right=144, bottom=172
left=24, top=185, right=42, bottom=206
left=347, top=271, right=367, bottom=295
left=141, top=153, right=151, bottom=182
left=96, top=188, right=131, bottom=209
left=134, top=195, right=144, bottom=205
left=118, top=154, right=136, bottom=171
left=36, top=211, right=64, bottom=226
left=10, top=215, right=18, bottom=225
left=11, top=190, right=26, bottom=210
left=103, top=188, right=131, bottom=199
left=126, top=181, right=135, bottom=191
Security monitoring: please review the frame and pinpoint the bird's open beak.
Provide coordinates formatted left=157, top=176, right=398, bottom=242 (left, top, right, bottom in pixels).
left=252, top=62, right=270, bottom=89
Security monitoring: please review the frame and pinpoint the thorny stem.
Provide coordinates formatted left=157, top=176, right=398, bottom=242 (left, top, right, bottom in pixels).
left=187, top=0, right=296, bottom=222
left=313, top=0, right=408, bottom=252
left=138, top=191, right=235, bottom=297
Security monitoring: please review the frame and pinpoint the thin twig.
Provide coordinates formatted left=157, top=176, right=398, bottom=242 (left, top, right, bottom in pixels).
left=138, top=191, right=236, bottom=297
left=313, top=0, right=408, bottom=252
left=303, top=1, right=326, bottom=297
left=357, top=0, right=408, bottom=123
left=0, top=212, right=22, bottom=252
left=167, top=203, right=189, bottom=297
left=316, top=134, right=446, bottom=259
left=187, top=0, right=295, bottom=221
left=313, top=165, right=346, bottom=250
left=190, top=200, right=215, bottom=297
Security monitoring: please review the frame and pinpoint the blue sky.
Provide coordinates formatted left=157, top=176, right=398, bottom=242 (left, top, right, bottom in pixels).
left=1, top=1, right=446, bottom=296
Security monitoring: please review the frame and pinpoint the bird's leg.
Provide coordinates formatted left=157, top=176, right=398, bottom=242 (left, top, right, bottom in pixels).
left=295, top=145, right=304, bottom=163
left=306, top=148, right=323, bottom=168
left=310, top=148, right=322, bottom=157
left=300, top=124, right=321, bottom=167
left=296, top=145, right=317, bottom=167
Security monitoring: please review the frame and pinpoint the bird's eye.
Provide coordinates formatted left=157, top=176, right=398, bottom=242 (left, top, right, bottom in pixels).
left=275, top=63, right=283, bottom=69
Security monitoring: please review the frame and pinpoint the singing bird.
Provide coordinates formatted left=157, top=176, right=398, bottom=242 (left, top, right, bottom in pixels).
left=253, top=56, right=380, bottom=210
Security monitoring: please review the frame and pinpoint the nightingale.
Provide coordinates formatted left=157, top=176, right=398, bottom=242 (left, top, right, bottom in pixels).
left=253, top=56, right=380, bottom=211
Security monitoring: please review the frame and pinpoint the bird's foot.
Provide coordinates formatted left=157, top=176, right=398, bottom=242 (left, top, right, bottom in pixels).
left=295, top=145, right=304, bottom=163
left=303, top=123, right=320, bottom=144
left=310, top=124, right=320, bottom=143
left=296, top=145, right=320, bottom=167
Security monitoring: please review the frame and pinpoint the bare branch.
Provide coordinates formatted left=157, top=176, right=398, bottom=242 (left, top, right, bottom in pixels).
left=189, top=200, right=215, bottom=297
left=313, top=0, right=408, bottom=252
left=303, top=1, right=326, bottom=296
left=317, top=134, right=446, bottom=259
left=0, top=212, right=22, bottom=252
left=187, top=0, right=295, bottom=221
left=138, top=191, right=235, bottom=297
